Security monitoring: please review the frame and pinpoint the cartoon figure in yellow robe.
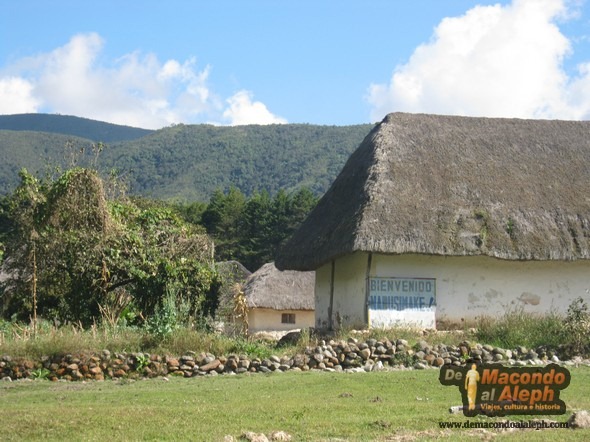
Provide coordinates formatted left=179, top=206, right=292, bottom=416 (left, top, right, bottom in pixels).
left=465, top=363, right=480, bottom=411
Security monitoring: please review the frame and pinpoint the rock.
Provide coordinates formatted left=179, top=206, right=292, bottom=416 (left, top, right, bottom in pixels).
left=568, top=410, right=590, bottom=429
left=359, top=348, right=371, bottom=360
left=277, top=331, right=301, bottom=347
left=433, top=357, right=445, bottom=367
left=417, top=340, right=430, bottom=351
left=226, top=358, right=239, bottom=371
left=292, top=354, right=306, bottom=368
left=373, top=361, right=385, bottom=371
left=269, top=430, right=292, bottom=441
left=424, top=354, right=436, bottom=365
left=166, top=358, right=180, bottom=368
left=375, top=345, right=387, bottom=355
left=200, top=359, right=221, bottom=372
left=241, top=432, right=269, bottom=442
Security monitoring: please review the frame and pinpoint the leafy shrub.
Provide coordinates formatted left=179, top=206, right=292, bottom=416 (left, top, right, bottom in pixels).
left=30, top=367, right=50, bottom=380
left=563, top=297, right=590, bottom=357
left=145, top=289, right=179, bottom=340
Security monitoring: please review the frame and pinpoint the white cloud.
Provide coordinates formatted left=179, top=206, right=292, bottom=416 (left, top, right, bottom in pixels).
left=0, top=77, right=40, bottom=113
left=0, top=33, right=261, bottom=129
left=222, top=90, right=287, bottom=126
left=367, top=0, right=590, bottom=121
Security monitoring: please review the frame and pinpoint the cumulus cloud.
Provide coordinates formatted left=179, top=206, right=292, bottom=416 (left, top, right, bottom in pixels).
left=0, top=33, right=283, bottom=128
left=222, top=90, right=287, bottom=125
left=367, top=0, right=590, bottom=121
left=0, top=77, right=40, bottom=113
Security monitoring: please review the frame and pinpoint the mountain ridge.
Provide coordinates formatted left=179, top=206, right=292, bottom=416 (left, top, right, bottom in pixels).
left=0, top=113, right=153, bottom=143
left=0, top=114, right=374, bottom=201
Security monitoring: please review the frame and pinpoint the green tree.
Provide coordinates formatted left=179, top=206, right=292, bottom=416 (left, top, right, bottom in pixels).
left=201, top=187, right=246, bottom=262
left=0, top=168, right=219, bottom=326
left=241, top=190, right=274, bottom=271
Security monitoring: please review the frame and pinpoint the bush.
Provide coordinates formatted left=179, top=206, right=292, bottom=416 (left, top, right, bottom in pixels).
left=563, top=297, right=590, bottom=357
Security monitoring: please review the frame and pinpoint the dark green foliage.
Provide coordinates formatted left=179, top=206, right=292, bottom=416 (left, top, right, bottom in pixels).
left=200, top=186, right=318, bottom=272
left=0, top=168, right=219, bottom=326
left=0, top=117, right=373, bottom=201
left=102, top=123, right=373, bottom=201
left=201, top=187, right=247, bottom=262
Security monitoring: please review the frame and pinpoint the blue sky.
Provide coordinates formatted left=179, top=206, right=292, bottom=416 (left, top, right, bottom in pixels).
left=1, top=0, right=590, bottom=129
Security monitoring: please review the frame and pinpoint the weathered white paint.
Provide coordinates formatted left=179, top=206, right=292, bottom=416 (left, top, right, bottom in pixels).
left=315, top=253, right=368, bottom=329
left=314, top=252, right=590, bottom=329
left=248, top=308, right=315, bottom=333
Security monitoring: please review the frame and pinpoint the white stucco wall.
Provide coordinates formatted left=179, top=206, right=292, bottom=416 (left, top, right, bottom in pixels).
left=315, top=252, right=368, bottom=330
left=315, top=252, right=590, bottom=329
left=248, top=308, right=315, bottom=333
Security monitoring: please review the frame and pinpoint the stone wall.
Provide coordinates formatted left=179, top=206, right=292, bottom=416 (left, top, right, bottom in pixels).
left=1, top=336, right=580, bottom=382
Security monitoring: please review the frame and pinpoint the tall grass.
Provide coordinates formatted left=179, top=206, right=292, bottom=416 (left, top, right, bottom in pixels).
left=1, top=301, right=589, bottom=360
left=475, top=306, right=566, bottom=350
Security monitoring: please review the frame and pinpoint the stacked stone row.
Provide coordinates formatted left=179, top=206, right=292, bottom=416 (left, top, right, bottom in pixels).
left=0, top=338, right=569, bottom=381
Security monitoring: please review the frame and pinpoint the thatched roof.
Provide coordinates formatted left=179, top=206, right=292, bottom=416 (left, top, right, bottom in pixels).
left=216, top=260, right=252, bottom=283
left=243, top=262, right=315, bottom=310
left=276, top=112, right=590, bottom=271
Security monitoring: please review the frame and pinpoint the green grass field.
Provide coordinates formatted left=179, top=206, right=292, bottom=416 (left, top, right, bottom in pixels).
left=1, top=367, right=589, bottom=441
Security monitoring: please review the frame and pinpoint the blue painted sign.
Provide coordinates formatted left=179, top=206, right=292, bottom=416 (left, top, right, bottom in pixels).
left=369, top=277, right=436, bottom=311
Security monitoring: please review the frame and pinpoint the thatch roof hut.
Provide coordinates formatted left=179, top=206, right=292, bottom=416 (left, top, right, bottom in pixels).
left=244, top=262, right=314, bottom=310
left=276, top=112, right=590, bottom=272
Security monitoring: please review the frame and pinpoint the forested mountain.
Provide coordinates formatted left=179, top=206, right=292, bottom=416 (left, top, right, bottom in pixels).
left=0, top=130, right=95, bottom=194
left=0, top=114, right=374, bottom=201
left=102, top=123, right=374, bottom=200
left=0, top=114, right=153, bottom=142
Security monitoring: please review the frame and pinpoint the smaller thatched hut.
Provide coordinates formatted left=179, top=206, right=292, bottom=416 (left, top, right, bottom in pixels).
left=243, top=262, right=315, bottom=333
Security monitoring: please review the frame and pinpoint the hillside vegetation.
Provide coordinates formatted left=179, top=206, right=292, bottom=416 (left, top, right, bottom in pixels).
left=0, top=113, right=153, bottom=142
left=0, top=115, right=374, bottom=201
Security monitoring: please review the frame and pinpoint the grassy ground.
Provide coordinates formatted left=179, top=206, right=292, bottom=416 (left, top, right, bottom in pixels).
left=1, top=367, right=589, bottom=441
